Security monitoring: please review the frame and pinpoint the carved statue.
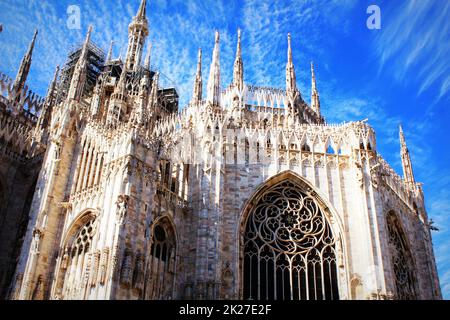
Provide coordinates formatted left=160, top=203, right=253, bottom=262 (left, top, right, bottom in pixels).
left=90, top=250, right=100, bottom=287
left=31, top=228, right=43, bottom=254
left=61, top=248, right=69, bottom=270
left=116, top=194, right=129, bottom=225
left=99, top=247, right=109, bottom=285
left=355, top=161, right=364, bottom=188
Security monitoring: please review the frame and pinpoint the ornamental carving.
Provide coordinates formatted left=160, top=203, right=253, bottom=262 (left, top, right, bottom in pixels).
left=243, top=180, right=339, bottom=300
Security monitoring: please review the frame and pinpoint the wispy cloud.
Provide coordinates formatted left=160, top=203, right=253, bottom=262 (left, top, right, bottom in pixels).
left=373, top=0, right=450, bottom=102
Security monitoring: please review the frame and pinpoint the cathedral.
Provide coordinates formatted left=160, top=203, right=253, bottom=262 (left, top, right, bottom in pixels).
left=0, top=0, right=442, bottom=300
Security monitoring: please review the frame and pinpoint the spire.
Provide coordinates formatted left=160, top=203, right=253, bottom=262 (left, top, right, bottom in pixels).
left=136, top=0, right=147, bottom=20
left=191, top=48, right=203, bottom=105
left=46, top=65, right=60, bottom=101
left=310, top=61, right=320, bottom=115
left=132, top=60, right=151, bottom=126
left=106, top=64, right=128, bottom=126
left=206, top=31, right=221, bottom=106
left=287, top=33, right=293, bottom=65
left=125, top=0, right=149, bottom=71
left=114, top=64, right=128, bottom=97
left=12, top=29, right=38, bottom=95
left=399, top=125, right=416, bottom=187
left=36, top=65, right=59, bottom=131
left=285, top=33, right=298, bottom=98
left=232, top=28, right=244, bottom=92
left=106, top=40, right=114, bottom=62
left=67, top=26, right=92, bottom=102
left=149, top=72, right=159, bottom=109
left=144, top=43, right=152, bottom=70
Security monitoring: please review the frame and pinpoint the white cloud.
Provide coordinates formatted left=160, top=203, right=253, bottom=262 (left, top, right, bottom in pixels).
left=373, top=0, right=450, bottom=101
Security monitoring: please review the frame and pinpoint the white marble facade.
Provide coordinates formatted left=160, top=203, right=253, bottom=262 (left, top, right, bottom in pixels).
left=0, top=0, right=441, bottom=300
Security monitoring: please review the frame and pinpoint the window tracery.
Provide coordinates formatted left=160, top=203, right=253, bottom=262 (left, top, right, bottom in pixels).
left=243, top=180, right=339, bottom=300
left=59, top=216, right=97, bottom=299
left=145, top=218, right=177, bottom=300
left=386, top=212, right=418, bottom=300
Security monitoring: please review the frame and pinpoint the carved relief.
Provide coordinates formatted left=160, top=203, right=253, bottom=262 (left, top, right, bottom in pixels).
left=133, top=252, right=144, bottom=291
left=99, top=247, right=109, bottom=285
left=120, top=248, right=134, bottom=287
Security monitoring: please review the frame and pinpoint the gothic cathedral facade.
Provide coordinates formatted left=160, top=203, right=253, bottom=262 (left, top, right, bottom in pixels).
left=0, top=0, right=442, bottom=300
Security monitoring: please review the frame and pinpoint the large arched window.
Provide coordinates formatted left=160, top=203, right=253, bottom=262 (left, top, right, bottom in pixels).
left=145, top=217, right=177, bottom=300
left=386, top=212, right=418, bottom=300
left=243, top=180, right=339, bottom=300
left=57, top=214, right=97, bottom=300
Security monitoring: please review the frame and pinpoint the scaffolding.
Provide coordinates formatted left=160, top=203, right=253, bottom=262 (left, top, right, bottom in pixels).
left=56, top=40, right=179, bottom=114
left=57, top=41, right=105, bottom=104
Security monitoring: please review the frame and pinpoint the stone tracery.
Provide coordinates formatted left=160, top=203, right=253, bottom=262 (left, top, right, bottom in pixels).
left=386, top=212, right=418, bottom=300
left=243, top=180, right=339, bottom=300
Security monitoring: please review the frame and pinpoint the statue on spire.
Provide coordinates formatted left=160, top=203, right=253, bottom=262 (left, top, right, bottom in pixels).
left=399, top=125, right=416, bottom=188
left=191, top=48, right=203, bottom=106
left=310, top=61, right=320, bottom=116
left=206, top=31, right=221, bottom=107
left=285, top=33, right=300, bottom=114
left=232, top=28, right=244, bottom=92
left=144, top=43, right=152, bottom=70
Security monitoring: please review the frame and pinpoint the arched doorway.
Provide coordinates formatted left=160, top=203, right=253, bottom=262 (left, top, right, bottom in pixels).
left=144, top=216, right=177, bottom=300
left=386, top=211, right=418, bottom=300
left=242, top=178, right=340, bottom=300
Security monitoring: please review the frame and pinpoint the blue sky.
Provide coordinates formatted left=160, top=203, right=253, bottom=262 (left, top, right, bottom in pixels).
left=0, top=0, right=449, bottom=298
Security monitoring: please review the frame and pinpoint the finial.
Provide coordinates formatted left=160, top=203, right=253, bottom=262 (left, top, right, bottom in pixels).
left=207, top=29, right=221, bottom=106
left=32, top=29, right=38, bottom=43
left=287, top=33, right=292, bottom=62
left=51, top=65, right=60, bottom=85
left=237, top=28, right=242, bottom=56
left=311, top=61, right=316, bottom=87
left=136, top=0, right=147, bottom=20
left=144, top=43, right=152, bottom=69
left=215, top=31, right=220, bottom=44
left=197, top=47, right=202, bottom=70
left=398, top=124, right=415, bottom=185
left=107, top=40, right=114, bottom=61
left=399, top=124, right=406, bottom=146
left=46, top=65, right=59, bottom=98
left=85, top=25, right=93, bottom=45
left=25, top=29, right=39, bottom=56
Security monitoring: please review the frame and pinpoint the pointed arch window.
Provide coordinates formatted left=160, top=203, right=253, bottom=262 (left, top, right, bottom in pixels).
left=243, top=180, right=339, bottom=300
left=145, top=217, right=177, bottom=300
left=301, top=143, right=310, bottom=152
left=57, top=214, right=97, bottom=299
left=386, top=212, right=418, bottom=300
